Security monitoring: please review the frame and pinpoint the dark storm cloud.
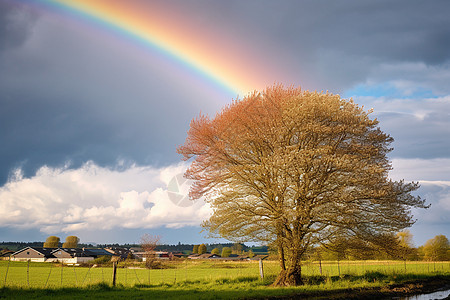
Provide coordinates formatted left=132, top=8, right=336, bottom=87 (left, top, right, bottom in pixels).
left=378, top=111, right=450, bottom=159
left=1, top=0, right=449, bottom=184
left=161, top=0, right=450, bottom=92
left=353, top=95, right=450, bottom=160
left=0, top=1, right=38, bottom=52
left=0, top=7, right=222, bottom=184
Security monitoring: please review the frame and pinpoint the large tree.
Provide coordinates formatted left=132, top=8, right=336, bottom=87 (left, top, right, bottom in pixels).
left=178, top=85, right=428, bottom=286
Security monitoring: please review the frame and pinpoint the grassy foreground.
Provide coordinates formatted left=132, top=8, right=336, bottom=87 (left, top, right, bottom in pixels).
left=1, top=260, right=449, bottom=299
left=1, top=273, right=450, bottom=299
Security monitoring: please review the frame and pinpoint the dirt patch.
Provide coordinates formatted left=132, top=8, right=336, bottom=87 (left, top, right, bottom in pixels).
left=256, top=276, right=450, bottom=299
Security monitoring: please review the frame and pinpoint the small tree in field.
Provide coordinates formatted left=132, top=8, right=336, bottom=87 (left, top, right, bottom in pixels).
left=141, top=234, right=161, bottom=268
left=198, top=244, right=207, bottom=254
left=192, top=245, right=199, bottom=254
left=178, top=85, right=428, bottom=286
left=211, top=248, right=220, bottom=255
left=221, top=247, right=232, bottom=258
left=248, top=249, right=255, bottom=258
left=62, top=236, right=79, bottom=248
left=43, top=236, right=60, bottom=248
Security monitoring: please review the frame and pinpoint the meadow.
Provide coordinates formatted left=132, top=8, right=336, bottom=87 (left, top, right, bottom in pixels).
left=1, top=259, right=449, bottom=299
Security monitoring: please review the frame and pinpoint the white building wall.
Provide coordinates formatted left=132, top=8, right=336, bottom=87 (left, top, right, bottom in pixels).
left=11, top=257, right=46, bottom=262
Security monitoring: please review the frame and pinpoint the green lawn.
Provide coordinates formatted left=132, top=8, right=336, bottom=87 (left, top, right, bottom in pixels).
left=0, top=260, right=449, bottom=299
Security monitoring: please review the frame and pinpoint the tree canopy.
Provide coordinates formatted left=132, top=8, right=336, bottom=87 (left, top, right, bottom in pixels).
left=178, top=85, right=428, bottom=285
left=62, top=236, right=80, bottom=248
left=43, top=236, right=60, bottom=248
left=198, top=243, right=207, bottom=254
left=221, top=247, right=232, bottom=258
left=423, top=235, right=450, bottom=261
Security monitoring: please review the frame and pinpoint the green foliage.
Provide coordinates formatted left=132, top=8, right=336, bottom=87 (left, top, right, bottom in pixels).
left=423, top=235, right=450, bottom=261
left=211, top=248, right=220, bottom=255
left=43, top=236, right=60, bottom=248
left=192, top=245, right=199, bottom=254
left=92, top=255, right=111, bottom=265
left=231, top=243, right=243, bottom=254
left=221, top=247, right=232, bottom=258
left=363, top=271, right=388, bottom=282
left=62, top=236, right=79, bottom=248
left=198, top=244, right=207, bottom=254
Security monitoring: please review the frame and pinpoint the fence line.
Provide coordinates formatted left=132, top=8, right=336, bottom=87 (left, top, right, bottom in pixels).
left=0, top=259, right=449, bottom=288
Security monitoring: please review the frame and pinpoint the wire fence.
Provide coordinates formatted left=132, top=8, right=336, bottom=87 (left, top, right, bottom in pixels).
left=1, top=259, right=449, bottom=288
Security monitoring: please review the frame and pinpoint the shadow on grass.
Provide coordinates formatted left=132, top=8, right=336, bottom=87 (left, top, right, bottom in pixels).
left=1, top=273, right=450, bottom=299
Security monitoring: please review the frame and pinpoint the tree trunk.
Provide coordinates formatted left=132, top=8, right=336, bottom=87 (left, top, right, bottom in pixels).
left=278, top=241, right=286, bottom=271
left=273, top=247, right=303, bottom=286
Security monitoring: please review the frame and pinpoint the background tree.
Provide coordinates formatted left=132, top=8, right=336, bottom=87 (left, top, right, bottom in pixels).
left=62, top=236, right=79, bottom=248
left=192, top=244, right=199, bottom=254
left=211, top=248, right=220, bottom=255
left=247, top=249, right=255, bottom=258
left=43, top=236, right=60, bottom=248
left=141, top=234, right=161, bottom=269
left=231, top=243, right=244, bottom=255
left=178, top=85, right=428, bottom=286
left=417, top=246, right=426, bottom=261
left=423, top=235, right=450, bottom=261
left=395, top=230, right=418, bottom=261
left=198, top=243, right=207, bottom=254
left=221, top=247, right=232, bottom=258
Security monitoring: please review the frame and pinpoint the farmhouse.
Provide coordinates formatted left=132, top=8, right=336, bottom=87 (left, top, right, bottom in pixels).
left=48, top=248, right=91, bottom=264
left=11, top=247, right=114, bottom=263
left=104, top=247, right=133, bottom=260
left=188, top=253, right=221, bottom=259
left=49, top=248, right=114, bottom=264
left=0, top=249, right=14, bottom=260
left=11, top=247, right=56, bottom=262
left=84, top=248, right=114, bottom=258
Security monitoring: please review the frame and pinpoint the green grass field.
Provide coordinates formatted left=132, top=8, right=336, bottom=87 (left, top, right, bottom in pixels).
left=0, top=260, right=449, bottom=299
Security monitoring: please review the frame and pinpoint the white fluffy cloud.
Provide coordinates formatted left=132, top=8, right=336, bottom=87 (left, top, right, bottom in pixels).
left=391, top=158, right=450, bottom=182
left=0, top=162, right=211, bottom=234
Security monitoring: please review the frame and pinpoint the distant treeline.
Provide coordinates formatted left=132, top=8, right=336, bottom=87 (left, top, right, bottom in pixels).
left=96, top=242, right=268, bottom=254
left=0, top=242, right=95, bottom=251
left=0, top=241, right=268, bottom=254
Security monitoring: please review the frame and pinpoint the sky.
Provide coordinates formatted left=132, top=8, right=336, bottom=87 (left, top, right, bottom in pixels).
left=1, top=0, right=449, bottom=247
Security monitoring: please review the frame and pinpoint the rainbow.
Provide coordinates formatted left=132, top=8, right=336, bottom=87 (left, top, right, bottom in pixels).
left=35, top=0, right=260, bottom=96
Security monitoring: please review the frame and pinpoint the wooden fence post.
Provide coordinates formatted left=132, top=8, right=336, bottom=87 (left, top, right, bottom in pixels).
left=60, top=261, right=63, bottom=287
left=112, top=261, right=117, bottom=287
left=3, top=256, right=11, bottom=287
left=319, top=259, right=322, bottom=275
left=259, top=259, right=264, bottom=280
left=27, top=260, right=30, bottom=287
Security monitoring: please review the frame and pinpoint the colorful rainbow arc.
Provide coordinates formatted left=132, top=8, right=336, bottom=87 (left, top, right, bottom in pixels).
left=38, top=0, right=250, bottom=97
